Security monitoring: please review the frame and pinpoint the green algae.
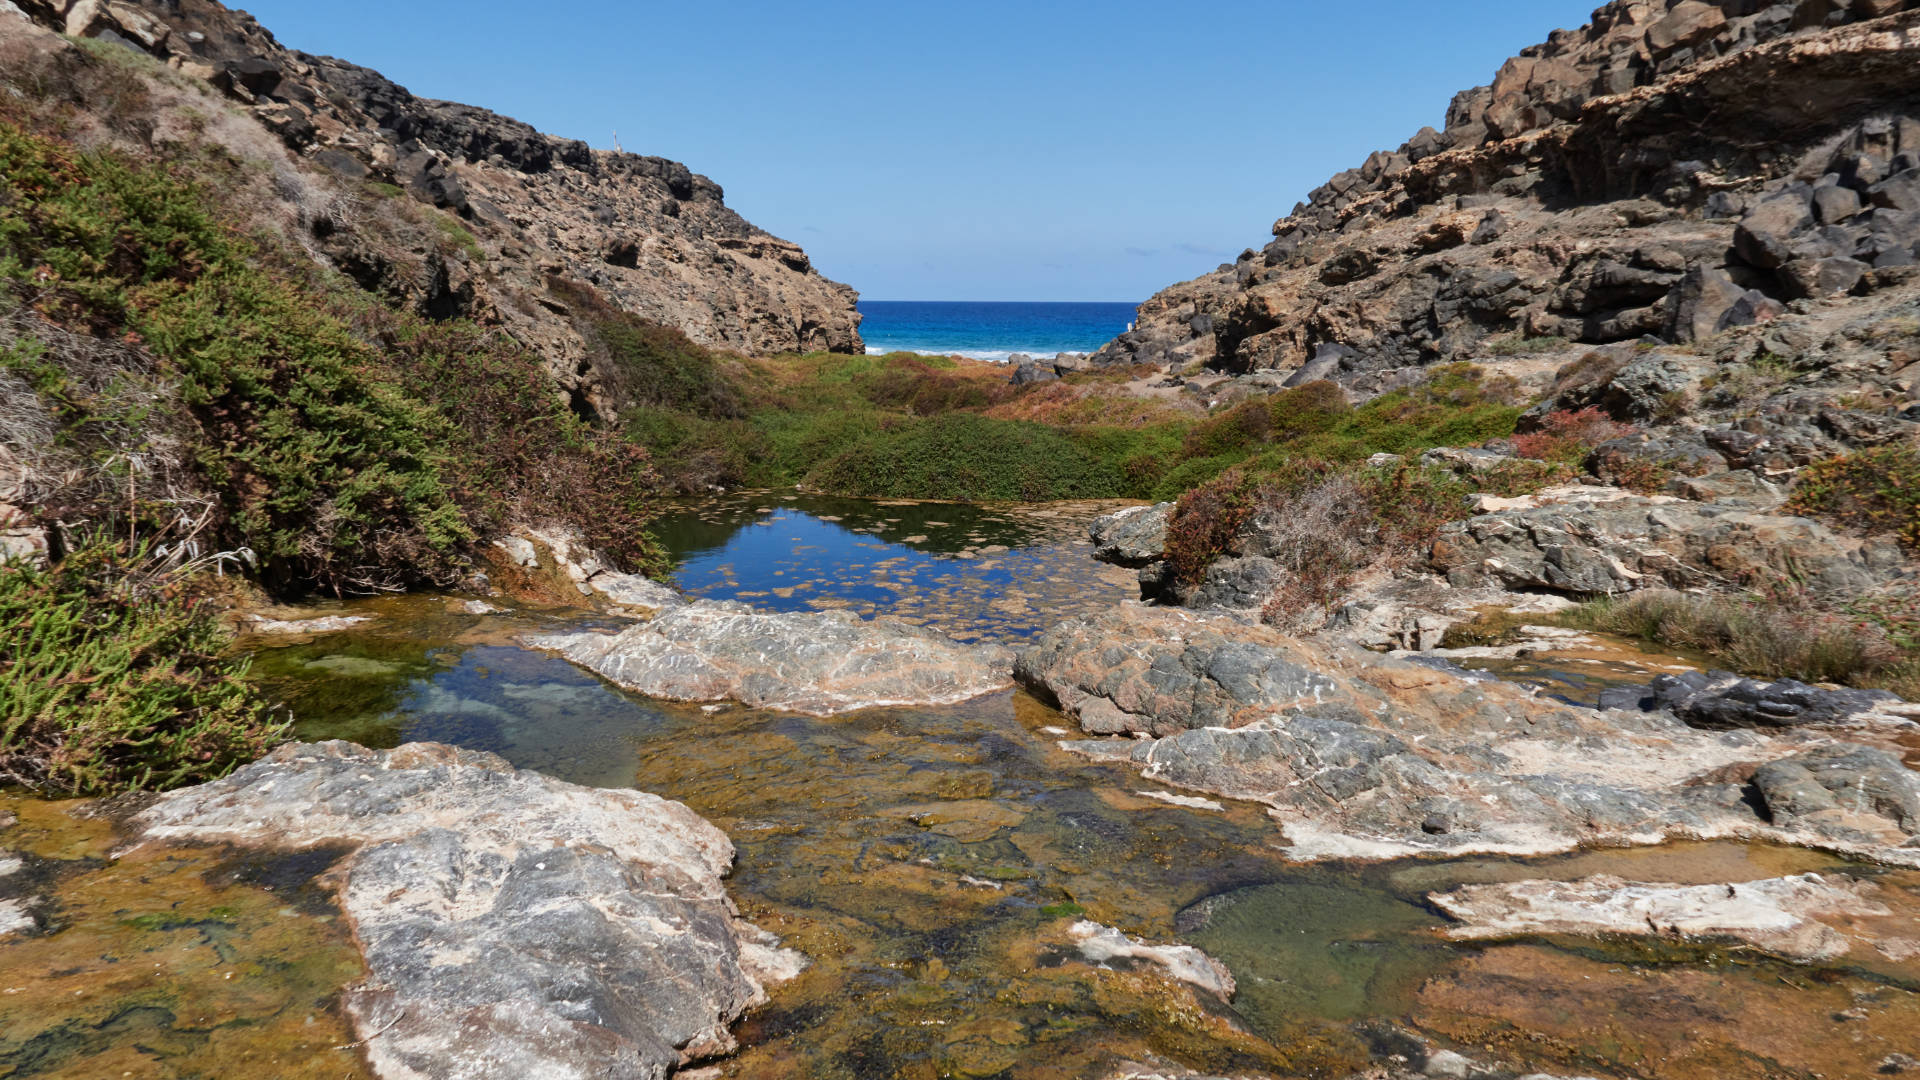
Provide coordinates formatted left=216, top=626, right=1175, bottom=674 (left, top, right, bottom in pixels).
left=0, top=793, right=368, bottom=1079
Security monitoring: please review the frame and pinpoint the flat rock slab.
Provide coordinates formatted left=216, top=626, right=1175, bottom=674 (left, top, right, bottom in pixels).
left=129, top=741, right=803, bottom=1080
left=1431, top=872, right=1892, bottom=962
left=530, top=601, right=1014, bottom=715
left=1019, top=604, right=1920, bottom=863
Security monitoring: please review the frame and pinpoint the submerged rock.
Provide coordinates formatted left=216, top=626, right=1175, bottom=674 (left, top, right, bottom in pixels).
left=1431, top=872, right=1893, bottom=962
left=128, top=741, right=803, bottom=1080
left=1067, top=920, right=1236, bottom=1001
left=530, top=601, right=1014, bottom=715
left=1018, top=604, right=1920, bottom=863
left=245, top=613, right=374, bottom=634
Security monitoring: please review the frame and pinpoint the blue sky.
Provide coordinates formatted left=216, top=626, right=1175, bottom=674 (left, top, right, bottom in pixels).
left=238, top=0, right=1601, bottom=302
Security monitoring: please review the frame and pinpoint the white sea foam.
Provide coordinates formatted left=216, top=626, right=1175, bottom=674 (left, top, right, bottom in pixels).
left=863, top=346, right=1087, bottom=363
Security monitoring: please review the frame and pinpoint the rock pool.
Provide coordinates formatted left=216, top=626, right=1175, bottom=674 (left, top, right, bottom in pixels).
left=6, top=494, right=1916, bottom=1079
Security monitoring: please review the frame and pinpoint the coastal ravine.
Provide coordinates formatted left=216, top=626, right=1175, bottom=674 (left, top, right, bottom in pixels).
left=10, top=495, right=1915, bottom=1079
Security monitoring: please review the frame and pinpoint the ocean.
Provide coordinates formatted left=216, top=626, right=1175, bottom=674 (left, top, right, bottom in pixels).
left=857, top=300, right=1138, bottom=362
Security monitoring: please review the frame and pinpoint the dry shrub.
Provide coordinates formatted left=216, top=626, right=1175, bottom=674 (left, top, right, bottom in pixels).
left=1564, top=588, right=1913, bottom=692
left=1547, top=350, right=1630, bottom=398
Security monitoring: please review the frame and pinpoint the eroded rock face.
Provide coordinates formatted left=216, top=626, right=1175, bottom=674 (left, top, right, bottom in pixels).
left=531, top=602, right=1014, bottom=715
left=3, top=0, right=861, bottom=416
left=1431, top=872, right=1895, bottom=962
left=128, top=741, right=803, bottom=1080
left=1089, top=3, right=1920, bottom=380
left=1016, top=604, right=1920, bottom=862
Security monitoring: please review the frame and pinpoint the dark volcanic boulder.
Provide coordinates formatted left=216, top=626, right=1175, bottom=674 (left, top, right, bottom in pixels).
left=1599, top=670, right=1909, bottom=729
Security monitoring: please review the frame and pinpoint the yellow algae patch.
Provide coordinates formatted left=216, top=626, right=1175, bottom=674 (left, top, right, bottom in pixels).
left=0, top=796, right=367, bottom=1079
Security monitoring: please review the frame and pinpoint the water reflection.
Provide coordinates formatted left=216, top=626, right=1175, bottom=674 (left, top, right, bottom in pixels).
left=650, top=493, right=1139, bottom=642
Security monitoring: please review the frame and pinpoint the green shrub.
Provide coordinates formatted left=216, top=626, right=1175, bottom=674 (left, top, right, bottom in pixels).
left=1785, top=442, right=1920, bottom=552
left=860, top=357, right=1008, bottom=415
left=0, top=121, right=472, bottom=590
left=0, top=540, right=285, bottom=795
left=1, top=121, right=667, bottom=589
left=804, top=413, right=1125, bottom=501
left=553, top=279, right=745, bottom=419
left=1485, top=334, right=1569, bottom=357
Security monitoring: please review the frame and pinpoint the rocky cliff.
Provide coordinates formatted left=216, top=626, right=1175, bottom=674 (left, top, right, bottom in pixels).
left=3, top=0, right=861, bottom=414
left=1094, top=0, right=1920, bottom=383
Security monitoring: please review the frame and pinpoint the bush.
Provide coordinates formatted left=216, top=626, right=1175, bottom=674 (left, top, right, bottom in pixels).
left=1163, top=471, right=1261, bottom=587
left=804, top=412, right=1125, bottom=501
left=1161, top=457, right=1539, bottom=626
left=1, top=121, right=667, bottom=589
left=1511, top=407, right=1636, bottom=464
left=1785, top=442, right=1920, bottom=553
left=0, top=539, right=285, bottom=795
left=553, top=278, right=744, bottom=419
left=0, top=121, right=472, bottom=590
left=861, top=357, right=1009, bottom=415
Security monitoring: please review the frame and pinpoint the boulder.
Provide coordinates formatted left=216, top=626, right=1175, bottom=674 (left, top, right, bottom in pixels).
left=1666, top=265, right=1748, bottom=343
left=1755, top=744, right=1920, bottom=832
left=1282, top=343, right=1356, bottom=388
left=129, top=741, right=804, bottom=1080
left=1734, top=186, right=1815, bottom=269
left=529, top=601, right=1013, bottom=715
left=1868, top=168, right=1920, bottom=212
left=1598, top=670, right=1910, bottom=729
left=1010, top=360, right=1059, bottom=386
left=1781, top=255, right=1869, bottom=298
left=1812, top=183, right=1863, bottom=225
left=1088, top=502, right=1173, bottom=567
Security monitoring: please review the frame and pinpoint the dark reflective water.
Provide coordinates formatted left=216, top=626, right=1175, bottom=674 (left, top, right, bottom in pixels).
left=649, top=492, right=1139, bottom=642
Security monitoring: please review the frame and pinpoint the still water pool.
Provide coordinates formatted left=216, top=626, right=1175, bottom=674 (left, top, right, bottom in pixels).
left=39, top=493, right=1887, bottom=1079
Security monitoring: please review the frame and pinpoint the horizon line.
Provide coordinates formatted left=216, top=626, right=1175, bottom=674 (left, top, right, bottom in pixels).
left=858, top=298, right=1141, bottom=305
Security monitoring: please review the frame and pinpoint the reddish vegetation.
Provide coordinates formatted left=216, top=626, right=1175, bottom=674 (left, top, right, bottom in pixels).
left=1511, top=407, right=1637, bottom=463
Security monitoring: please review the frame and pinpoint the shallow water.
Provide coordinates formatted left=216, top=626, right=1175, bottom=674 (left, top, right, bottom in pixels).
left=9, top=495, right=1913, bottom=1078
left=648, top=492, right=1140, bottom=642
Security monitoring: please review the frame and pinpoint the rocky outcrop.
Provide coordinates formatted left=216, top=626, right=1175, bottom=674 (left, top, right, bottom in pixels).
left=3, top=0, right=860, bottom=415
left=1016, top=603, right=1920, bottom=862
left=531, top=602, right=1014, bottom=715
left=126, top=741, right=804, bottom=1080
left=1088, top=502, right=1174, bottom=567
left=1090, top=2, right=1920, bottom=381
left=1429, top=484, right=1909, bottom=597
left=1430, top=872, right=1898, bottom=962
left=491, top=525, right=685, bottom=614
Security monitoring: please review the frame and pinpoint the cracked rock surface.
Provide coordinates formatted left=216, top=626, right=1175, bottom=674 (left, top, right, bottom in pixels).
left=129, top=741, right=803, bottom=1080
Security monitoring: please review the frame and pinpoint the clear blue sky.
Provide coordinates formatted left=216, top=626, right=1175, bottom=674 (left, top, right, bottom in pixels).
left=238, top=0, right=1600, bottom=302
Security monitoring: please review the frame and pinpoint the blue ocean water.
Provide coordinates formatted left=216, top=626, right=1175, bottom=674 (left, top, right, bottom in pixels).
left=858, top=300, right=1138, bottom=361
